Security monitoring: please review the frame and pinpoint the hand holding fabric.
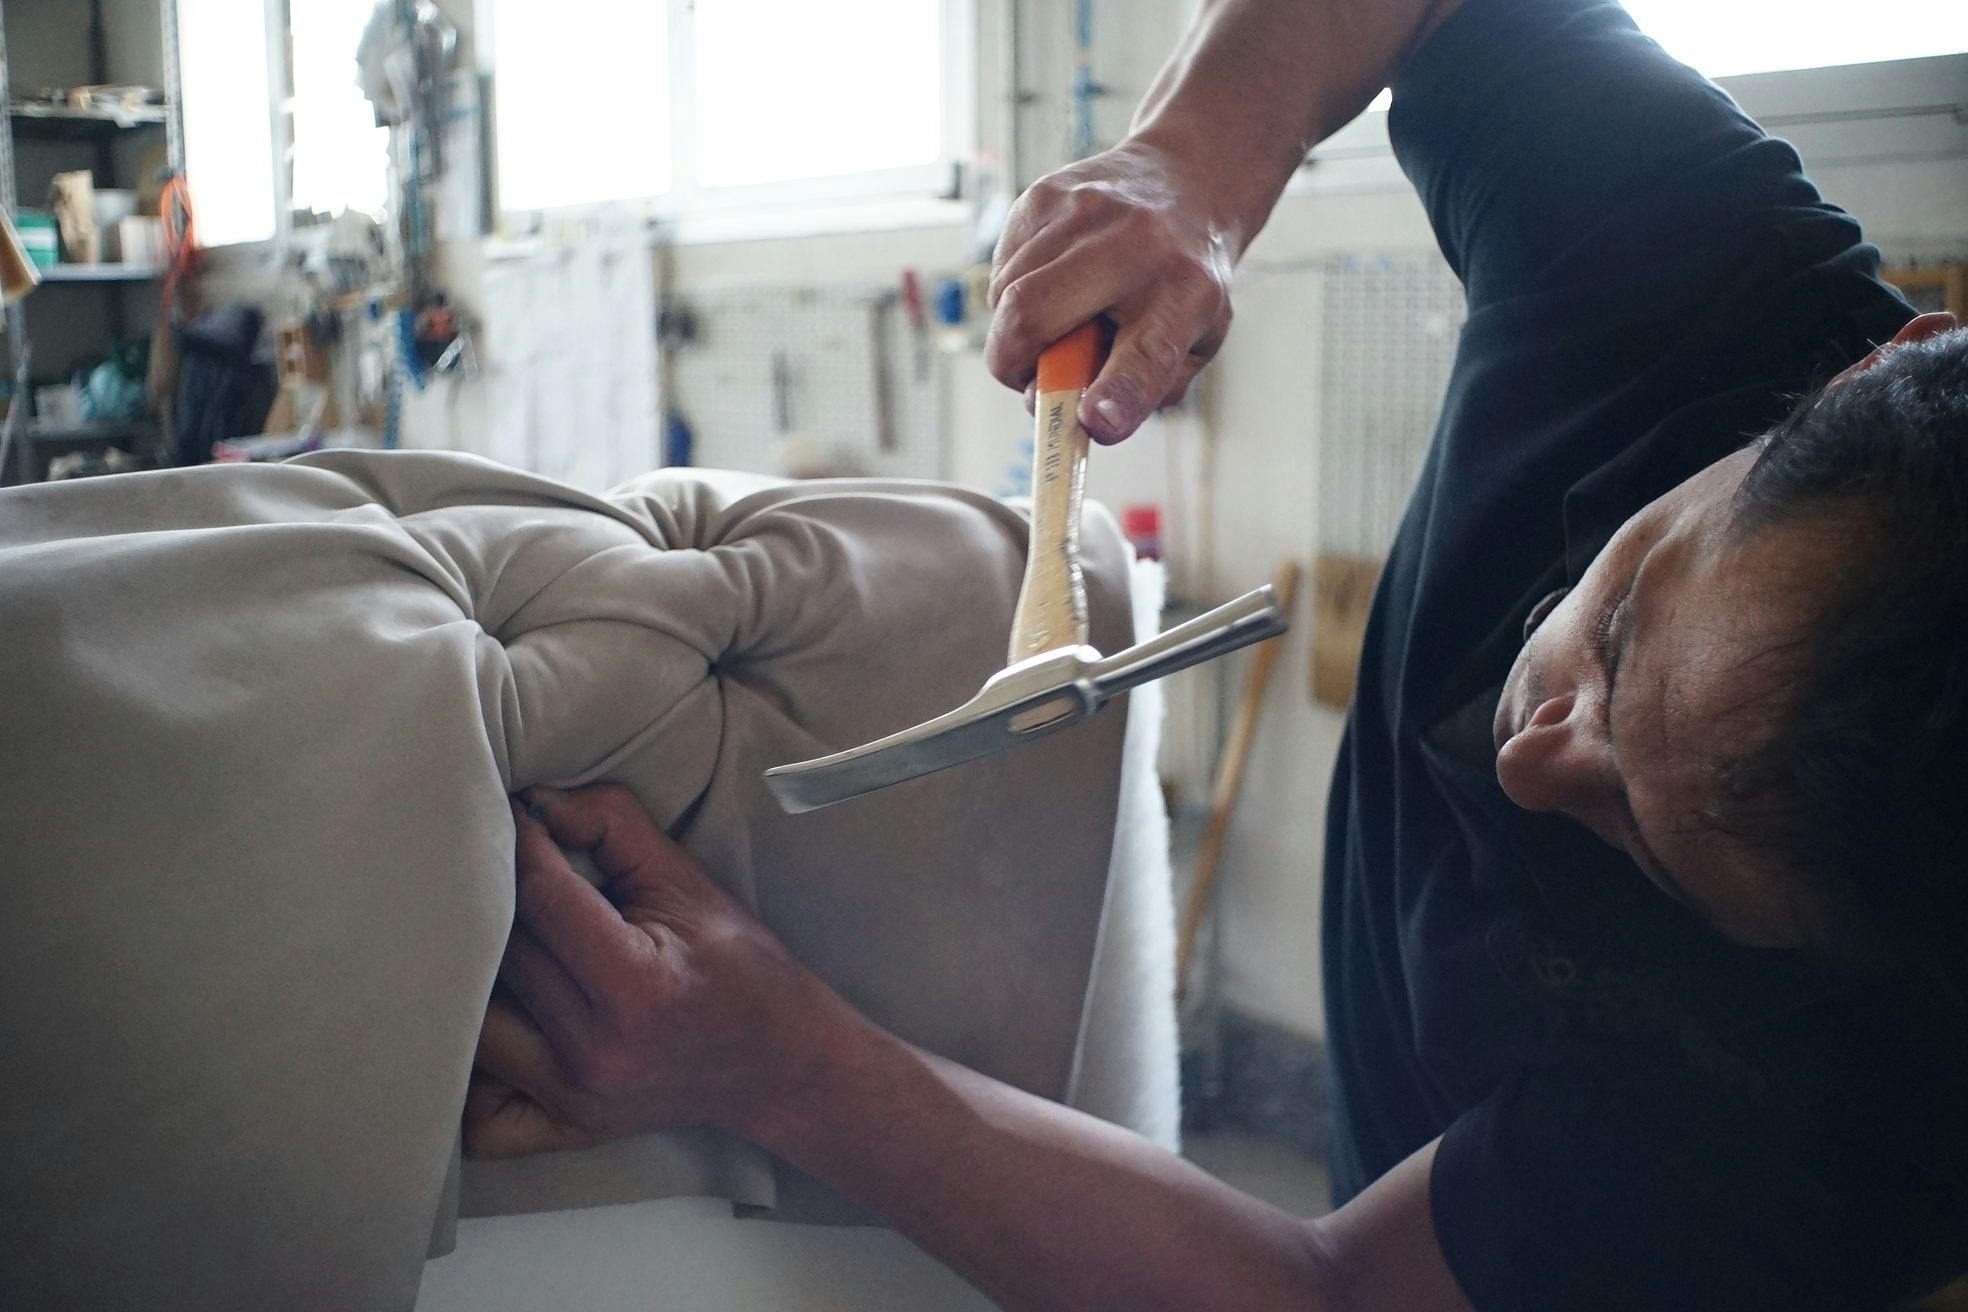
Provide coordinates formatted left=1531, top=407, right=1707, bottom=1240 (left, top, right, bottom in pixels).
left=465, top=785, right=843, bottom=1159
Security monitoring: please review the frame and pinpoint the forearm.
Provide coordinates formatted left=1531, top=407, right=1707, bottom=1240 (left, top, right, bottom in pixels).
left=1127, top=0, right=1462, bottom=256
left=744, top=1002, right=1342, bottom=1312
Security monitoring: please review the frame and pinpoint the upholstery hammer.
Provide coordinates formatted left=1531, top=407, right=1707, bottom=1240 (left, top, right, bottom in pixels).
left=765, top=323, right=1288, bottom=813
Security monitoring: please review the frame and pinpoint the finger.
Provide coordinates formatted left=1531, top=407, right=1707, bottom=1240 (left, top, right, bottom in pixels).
left=1082, top=294, right=1223, bottom=444
left=525, top=785, right=714, bottom=911
left=984, top=246, right=1129, bottom=393
left=988, top=213, right=1079, bottom=309
left=475, top=994, right=565, bottom=1102
left=500, top=926, right=591, bottom=1028
left=463, top=1074, right=542, bottom=1158
left=989, top=179, right=1063, bottom=283
left=463, top=1072, right=597, bottom=1160
left=511, top=803, right=645, bottom=989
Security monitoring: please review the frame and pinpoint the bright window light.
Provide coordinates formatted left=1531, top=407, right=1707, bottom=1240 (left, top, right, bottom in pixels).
left=289, top=0, right=389, bottom=221
left=1623, top=0, right=1968, bottom=77
left=178, top=0, right=277, bottom=246
left=494, top=0, right=669, bottom=211
left=691, top=0, right=944, bottom=189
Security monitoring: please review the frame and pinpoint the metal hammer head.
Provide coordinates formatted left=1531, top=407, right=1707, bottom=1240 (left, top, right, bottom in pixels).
left=764, top=586, right=1286, bottom=813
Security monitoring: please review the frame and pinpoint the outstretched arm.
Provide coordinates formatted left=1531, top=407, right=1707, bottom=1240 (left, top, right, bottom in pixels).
left=985, top=0, right=1462, bottom=442
left=469, top=786, right=1469, bottom=1312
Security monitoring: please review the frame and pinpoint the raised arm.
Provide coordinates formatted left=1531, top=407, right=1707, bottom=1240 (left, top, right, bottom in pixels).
left=986, top=0, right=1462, bottom=442
left=468, top=786, right=1472, bottom=1312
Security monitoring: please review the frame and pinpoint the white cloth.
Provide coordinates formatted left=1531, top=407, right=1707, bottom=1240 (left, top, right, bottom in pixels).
left=0, top=452, right=1138, bottom=1310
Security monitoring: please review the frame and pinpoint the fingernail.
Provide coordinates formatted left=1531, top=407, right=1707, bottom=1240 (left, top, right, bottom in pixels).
left=524, top=801, right=550, bottom=822
left=1091, top=397, right=1132, bottom=441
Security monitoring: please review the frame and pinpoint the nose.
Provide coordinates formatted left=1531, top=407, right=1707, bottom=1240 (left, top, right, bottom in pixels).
left=1495, top=691, right=1621, bottom=821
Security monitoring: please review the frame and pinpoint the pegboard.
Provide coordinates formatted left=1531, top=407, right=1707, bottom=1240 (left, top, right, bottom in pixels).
left=1308, top=237, right=1968, bottom=556
left=669, top=283, right=941, bottom=481
left=1315, top=252, right=1467, bottom=559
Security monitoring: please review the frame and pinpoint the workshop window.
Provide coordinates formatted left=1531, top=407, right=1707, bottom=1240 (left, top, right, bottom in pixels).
left=491, top=0, right=968, bottom=223
left=177, top=0, right=393, bottom=247
left=178, top=0, right=280, bottom=246
left=287, top=0, right=390, bottom=223
left=1623, top=0, right=1967, bottom=76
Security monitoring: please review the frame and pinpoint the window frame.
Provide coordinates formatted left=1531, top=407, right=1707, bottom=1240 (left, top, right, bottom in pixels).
left=1292, top=51, right=1968, bottom=197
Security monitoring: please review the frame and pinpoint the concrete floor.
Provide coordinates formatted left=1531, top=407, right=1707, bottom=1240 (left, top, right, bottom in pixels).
left=1183, top=1129, right=1333, bottom=1218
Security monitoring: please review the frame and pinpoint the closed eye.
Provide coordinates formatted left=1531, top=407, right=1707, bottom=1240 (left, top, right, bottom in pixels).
left=1591, top=587, right=1632, bottom=721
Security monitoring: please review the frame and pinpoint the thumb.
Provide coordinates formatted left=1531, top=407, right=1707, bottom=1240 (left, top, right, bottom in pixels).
left=1082, top=310, right=1191, bottom=444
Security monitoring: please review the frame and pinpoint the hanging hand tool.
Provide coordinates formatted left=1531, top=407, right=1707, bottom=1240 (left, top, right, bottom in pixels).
left=765, top=323, right=1288, bottom=813
left=900, top=269, right=930, bottom=383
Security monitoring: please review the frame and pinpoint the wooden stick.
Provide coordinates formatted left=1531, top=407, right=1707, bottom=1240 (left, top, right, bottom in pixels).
left=1008, top=323, right=1102, bottom=662
left=1174, top=557, right=1304, bottom=1001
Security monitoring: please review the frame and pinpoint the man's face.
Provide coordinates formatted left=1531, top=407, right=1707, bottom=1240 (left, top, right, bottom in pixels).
left=1492, top=445, right=1843, bottom=949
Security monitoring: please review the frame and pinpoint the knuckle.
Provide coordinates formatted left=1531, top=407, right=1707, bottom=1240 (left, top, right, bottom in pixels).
left=1132, top=320, right=1188, bottom=376
left=1026, top=175, right=1066, bottom=205
left=993, top=278, right=1033, bottom=330
left=1061, top=182, right=1103, bottom=220
left=1118, top=204, right=1165, bottom=243
left=1166, top=250, right=1220, bottom=294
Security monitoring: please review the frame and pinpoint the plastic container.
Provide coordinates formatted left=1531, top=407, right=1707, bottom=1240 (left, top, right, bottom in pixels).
left=1122, top=503, right=1163, bottom=561
left=16, top=210, right=58, bottom=268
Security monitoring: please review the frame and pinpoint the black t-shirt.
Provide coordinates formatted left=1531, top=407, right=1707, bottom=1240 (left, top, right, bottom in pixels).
left=1320, top=0, right=1968, bottom=1306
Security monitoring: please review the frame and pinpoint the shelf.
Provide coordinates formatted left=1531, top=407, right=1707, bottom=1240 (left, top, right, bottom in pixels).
left=9, top=101, right=170, bottom=140
left=35, top=263, right=163, bottom=283
left=18, top=419, right=157, bottom=447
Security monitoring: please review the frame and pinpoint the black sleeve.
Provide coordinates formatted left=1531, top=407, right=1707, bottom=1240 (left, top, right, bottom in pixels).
left=1429, top=1027, right=1964, bottom=1312
left=1388, top=0, right=1847, bottom=314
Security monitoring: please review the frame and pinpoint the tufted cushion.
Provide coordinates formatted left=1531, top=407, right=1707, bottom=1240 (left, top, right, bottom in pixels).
left=0, top=451, right=1135, bottom=1310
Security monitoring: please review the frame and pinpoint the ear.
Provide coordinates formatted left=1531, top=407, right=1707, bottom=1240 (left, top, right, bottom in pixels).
left=1827, top=311, right=1959, bottom=388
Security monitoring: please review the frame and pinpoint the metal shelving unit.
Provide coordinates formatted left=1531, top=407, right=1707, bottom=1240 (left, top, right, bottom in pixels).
left=37, top=262, right=162, bottom=282
left=0, top=0, right=184, bottom=484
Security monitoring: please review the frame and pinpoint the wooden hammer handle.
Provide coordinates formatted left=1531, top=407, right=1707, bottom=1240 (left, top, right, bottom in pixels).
left=1009, top=323, right=1103, bottom=662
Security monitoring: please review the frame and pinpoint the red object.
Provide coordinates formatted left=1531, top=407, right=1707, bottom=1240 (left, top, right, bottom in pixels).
left=1122, top=503, right=1163, bottom=560
left=900, top=269, right=926, bottom=329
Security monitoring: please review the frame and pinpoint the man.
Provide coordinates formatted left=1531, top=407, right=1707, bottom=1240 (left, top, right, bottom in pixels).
left=468, top=0, right=1968, bottom=1305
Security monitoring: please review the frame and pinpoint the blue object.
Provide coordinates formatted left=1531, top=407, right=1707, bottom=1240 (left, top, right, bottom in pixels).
left=664, top=411, right=694, bottom=467
left=80, top=354, right=147, bottom=423
left=397, top=308, right=426, bottom=389
left=934, top=277, right=966, bottom=326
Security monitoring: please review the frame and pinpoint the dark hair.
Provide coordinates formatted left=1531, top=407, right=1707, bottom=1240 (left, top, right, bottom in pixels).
left=1724, top=325, right=1968, bottom=999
